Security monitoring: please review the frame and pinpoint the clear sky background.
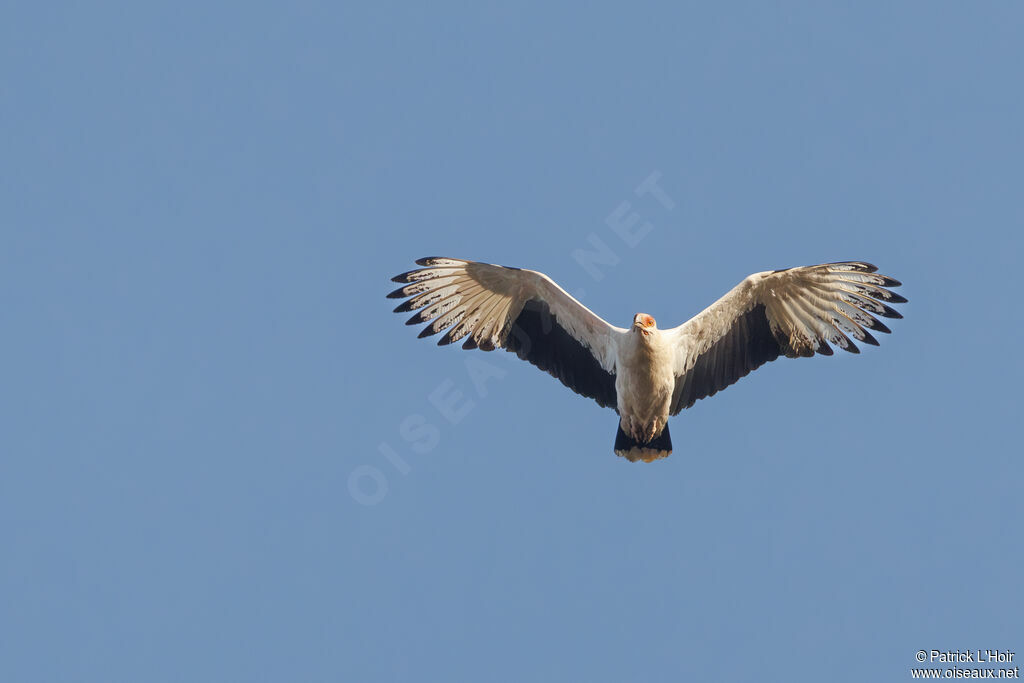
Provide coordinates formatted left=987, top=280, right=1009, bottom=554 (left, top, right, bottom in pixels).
left=2, top=3, right=1022, bottom=682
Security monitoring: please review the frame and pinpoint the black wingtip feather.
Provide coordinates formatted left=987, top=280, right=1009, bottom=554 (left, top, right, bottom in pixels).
left=417, top=325, right=440, bottom=339
left=868, top=318, right=892, bottom=334
left=393, top=300, right=415, bottom=313
left=386, top=286, right=408, bottom=299
left=871, top=301, right=903, bottom=319
left=437, top=327, right=460, bottom=345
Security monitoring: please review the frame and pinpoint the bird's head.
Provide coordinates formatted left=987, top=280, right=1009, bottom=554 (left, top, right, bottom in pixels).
left=632, top=313, right=657, bottom=338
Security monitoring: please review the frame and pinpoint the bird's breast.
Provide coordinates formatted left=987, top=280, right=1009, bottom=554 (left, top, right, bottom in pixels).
left=615, top=333, right=674, bottom=437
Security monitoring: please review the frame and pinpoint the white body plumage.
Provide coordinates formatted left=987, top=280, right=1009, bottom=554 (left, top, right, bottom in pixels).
left=615, top=314, right=674, bottom=447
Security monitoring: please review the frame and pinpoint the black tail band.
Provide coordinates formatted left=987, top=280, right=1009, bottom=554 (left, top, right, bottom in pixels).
left=614, top=423, right=672, bottom=463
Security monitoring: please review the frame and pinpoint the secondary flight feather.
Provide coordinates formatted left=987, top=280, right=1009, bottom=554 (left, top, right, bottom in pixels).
left=388, top=257, right=905, bottom=462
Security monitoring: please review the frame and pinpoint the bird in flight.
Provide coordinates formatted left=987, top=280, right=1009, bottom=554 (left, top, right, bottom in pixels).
left=388, top=258, right=905, bottom=462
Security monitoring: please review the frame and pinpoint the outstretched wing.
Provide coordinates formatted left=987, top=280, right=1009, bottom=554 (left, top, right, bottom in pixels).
left=666, top=262, right=906, bottom=414
left=388, top=258, right=626, bottom=409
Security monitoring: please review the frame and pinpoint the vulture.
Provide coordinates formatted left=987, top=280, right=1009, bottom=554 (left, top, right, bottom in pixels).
left=388, top=258, right=905, bottom=462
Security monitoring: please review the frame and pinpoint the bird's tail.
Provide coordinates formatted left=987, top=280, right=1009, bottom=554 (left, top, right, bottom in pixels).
left=614, top=423, right=672, bottom=463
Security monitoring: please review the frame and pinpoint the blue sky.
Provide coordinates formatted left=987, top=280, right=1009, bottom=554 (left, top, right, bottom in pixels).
left=2, top=2, right=1022, bottom=682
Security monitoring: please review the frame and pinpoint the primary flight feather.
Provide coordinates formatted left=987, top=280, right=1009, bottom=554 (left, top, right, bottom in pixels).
left=388, top=258, right=905, bottom=462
